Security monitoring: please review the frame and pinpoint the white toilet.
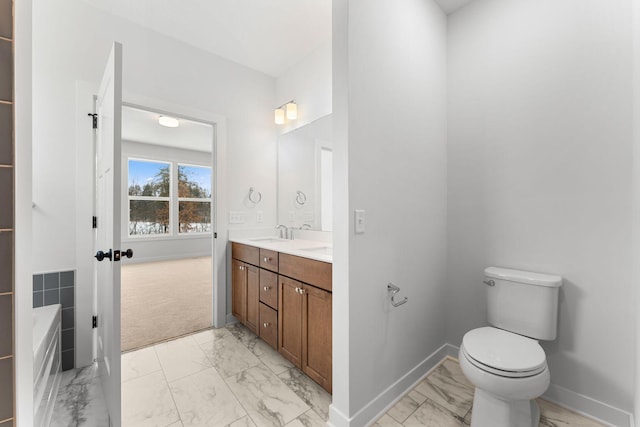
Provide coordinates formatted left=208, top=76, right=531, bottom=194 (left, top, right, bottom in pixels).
left=459, top=267, right=562, bottom=427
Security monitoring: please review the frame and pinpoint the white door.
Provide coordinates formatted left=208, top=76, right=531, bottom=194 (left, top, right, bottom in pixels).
left=94, top=42, right=123, bottom=427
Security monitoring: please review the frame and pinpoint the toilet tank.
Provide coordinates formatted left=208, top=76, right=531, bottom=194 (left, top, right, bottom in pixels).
left=485, top=267, right=562, bottom=340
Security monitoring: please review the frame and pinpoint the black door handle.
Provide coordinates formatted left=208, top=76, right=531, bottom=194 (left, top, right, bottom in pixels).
left=95, top=249, right=112, bottom=262
left=95, top=249, right=133, bottom=262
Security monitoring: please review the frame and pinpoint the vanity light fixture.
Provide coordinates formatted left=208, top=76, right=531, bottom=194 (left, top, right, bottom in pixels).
left=286, top=102, right=297, bottom=120
left=274, top=108, right=285, bottom=125
left=274, top=100, right=297, bottom=125
left=158, top=115, right=179, bottom=128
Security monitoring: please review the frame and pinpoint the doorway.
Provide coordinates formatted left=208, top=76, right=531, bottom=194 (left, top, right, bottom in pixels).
left=120, top=104, right=216, bottom=351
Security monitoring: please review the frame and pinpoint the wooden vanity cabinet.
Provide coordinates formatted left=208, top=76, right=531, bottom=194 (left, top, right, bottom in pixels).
left=232, top=243, right=279, bottom=348
left=278, top=255, right=332, bottom=393
left=232, top=243, right=260, bottom=334
left=233, top=242, right=332, bottom=392
left=231, top=258, right=259, bottom=334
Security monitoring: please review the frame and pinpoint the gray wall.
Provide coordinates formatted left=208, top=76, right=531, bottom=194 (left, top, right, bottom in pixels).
left=33, top=271, right=76, bottom=371
left=446, top=0, right=635, bottom=413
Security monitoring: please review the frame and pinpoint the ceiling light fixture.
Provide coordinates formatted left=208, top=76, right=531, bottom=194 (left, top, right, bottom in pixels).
left=158, top=115, right=179, bottom=128
left=274, top=100, right=297, bottom=125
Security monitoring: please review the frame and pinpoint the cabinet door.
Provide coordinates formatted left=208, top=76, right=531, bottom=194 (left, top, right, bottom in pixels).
left=279, top=276, right=303, bottom=368
left=302, top=285, right=332, bottom=393
left=245, top=264, right=260, bottom=334
left=231, top=259, right=246, bottom=323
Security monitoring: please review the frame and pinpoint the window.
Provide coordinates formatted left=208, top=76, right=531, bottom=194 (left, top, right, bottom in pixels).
left=178, top=164, right=212, bottom=233
left=127, top=159, right=212, bottom=237
left=128, top=160, right=171, bottom=236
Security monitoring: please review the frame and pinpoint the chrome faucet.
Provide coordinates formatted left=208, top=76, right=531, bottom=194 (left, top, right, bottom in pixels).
left=275, top=224, right=287, bottom=239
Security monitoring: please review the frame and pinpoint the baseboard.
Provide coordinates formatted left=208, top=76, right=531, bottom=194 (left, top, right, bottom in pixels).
left=327, top=341, right=633, bottom=427
left=543, top=383, right=634, bottom=427
left=123, top=252, right=212, bottom=264
left=225, top=313, right=238, bottom=325
left=328, top=343, right=453, bottom=427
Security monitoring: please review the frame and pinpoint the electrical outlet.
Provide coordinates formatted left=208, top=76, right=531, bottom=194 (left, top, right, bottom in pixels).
left=303, top=211, right=314, bottom=221
left=256, top=210, right=264, bottom=223
left=229, top=211, right=245, bottom=224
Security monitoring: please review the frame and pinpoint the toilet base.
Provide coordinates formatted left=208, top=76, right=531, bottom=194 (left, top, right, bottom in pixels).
left=470, top=388, right=540, bottom=427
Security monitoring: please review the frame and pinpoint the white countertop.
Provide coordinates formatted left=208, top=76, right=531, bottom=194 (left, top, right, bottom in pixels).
left=229, top=236, right=333, bottom=263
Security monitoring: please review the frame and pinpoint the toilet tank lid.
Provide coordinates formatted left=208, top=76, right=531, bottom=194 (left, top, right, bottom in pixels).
left=485, top=267, right=562, bottom=288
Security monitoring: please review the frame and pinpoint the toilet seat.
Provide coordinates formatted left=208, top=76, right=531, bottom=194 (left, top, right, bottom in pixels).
left=462, top=327, right=547, bottom=378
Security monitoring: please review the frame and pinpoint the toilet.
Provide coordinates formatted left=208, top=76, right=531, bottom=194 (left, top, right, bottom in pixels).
left=459, top=267, right=562, bottom=427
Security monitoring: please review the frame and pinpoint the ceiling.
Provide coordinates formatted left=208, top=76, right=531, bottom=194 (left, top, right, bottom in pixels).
left=80, top=0, right=332, bottom=77
left=107, top=1, right=472, bottom=148
left=434, top=0, right=475, bottom=15
left=122, top=106, right=214, bottom=153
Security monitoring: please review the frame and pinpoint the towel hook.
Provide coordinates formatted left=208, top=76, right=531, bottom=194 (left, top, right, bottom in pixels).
left=248, top=187, right=262, bottom=204
left=295, top=190, right=307, bottom=205
left=387, top=283, right=408, bottom=307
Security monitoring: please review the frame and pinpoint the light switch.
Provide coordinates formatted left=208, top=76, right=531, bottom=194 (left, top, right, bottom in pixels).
left=289, top=211, right=296, bottom=222
left=256, top=210, right=264, bottom=223
left=355, top=209, right=365, bottom=234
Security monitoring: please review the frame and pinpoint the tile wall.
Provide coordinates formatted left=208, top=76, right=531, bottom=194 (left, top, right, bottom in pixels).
left=0, top=0, right=14, bottom=424
left=33, top=271, right=76, bottom=370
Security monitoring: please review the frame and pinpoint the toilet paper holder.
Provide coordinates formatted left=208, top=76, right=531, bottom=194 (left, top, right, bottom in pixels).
left=387, top=283, right=408, bottom=307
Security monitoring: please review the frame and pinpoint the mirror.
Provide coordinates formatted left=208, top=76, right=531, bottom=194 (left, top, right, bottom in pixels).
left=278, top=114, right=332, bottom=231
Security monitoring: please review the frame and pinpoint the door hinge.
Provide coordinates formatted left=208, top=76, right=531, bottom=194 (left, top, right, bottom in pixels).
left=92, top=216, right=97, bottom=229
left=92, top=315, right=98, bottom=328
left=88, top=113, right=98, bottom=129
left=214, top=232, right=217, bottom=239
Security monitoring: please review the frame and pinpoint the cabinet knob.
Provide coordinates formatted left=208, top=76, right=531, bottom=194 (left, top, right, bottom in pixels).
left=263, top=322, right=270, bottom=327
left=239, top=265, right=245, bottom=271
left=263, top=286, right=270, bottom=291
left=264, top=257, right=271, bottom=262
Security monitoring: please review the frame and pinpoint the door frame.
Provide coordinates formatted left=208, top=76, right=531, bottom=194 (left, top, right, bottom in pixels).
left=119, top=97, right=228, bottom=330
left=74, top=90, right=228, bottom=369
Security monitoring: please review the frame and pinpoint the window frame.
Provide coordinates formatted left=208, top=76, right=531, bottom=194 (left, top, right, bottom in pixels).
left=125, top=156, right=213, bottom=240
left=177, top=162, right=213, bottom=235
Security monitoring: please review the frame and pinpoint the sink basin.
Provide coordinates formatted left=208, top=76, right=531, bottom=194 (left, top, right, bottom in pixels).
left=249, top=237, right=287, bottom=243
left=298, top=246, right=333, bottom=255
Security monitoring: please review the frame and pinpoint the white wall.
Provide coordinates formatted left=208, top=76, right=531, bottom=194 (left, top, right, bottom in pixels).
left=331, top=0, right=448, bottom=424
left=276, top=41, right=332, bottom=134
left=33, top=0, right=278, bottom=366
left=33, top=0, right=277, bottom=272
left=633, top=0, right=640, bottom=423
left=447, top=0, right=635, bottom=417
left=14, top=0, right=34, bottom=424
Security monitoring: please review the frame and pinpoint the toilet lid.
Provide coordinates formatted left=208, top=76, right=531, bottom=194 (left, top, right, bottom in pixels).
left=463, top=327, right=546, bottom=375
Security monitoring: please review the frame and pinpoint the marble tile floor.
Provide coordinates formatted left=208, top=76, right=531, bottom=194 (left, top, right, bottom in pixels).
left=51, top=329, right=604, bottom=427
left=373, top=358, right=606, bottom=427
left=51, top=363, right=110, bottom=427
left=53, top=322, right=331, bottom=427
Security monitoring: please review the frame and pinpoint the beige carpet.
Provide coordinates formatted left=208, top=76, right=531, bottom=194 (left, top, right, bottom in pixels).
left=121, top=257, right=213, bottom=352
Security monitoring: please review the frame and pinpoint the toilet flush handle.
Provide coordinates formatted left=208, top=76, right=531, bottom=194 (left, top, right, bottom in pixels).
left=483, top=280, right=495, bottom=287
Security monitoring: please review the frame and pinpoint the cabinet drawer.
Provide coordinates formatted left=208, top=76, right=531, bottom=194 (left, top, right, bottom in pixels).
left=260, top=269, right=278, bottom=309
left=279, top=253, right=332, bottom=292
left=259, top=303, right=278, bottom=350
left=232, top=243, right=259, bottom=266
left=260, top=248, right=279, bottom=272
